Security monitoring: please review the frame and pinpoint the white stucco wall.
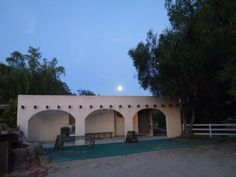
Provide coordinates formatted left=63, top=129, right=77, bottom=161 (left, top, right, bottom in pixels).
left=28, top=111, right=70, bottom=142
left=133, top=114, right=139, bottom=133
left=115, top=114, right=125, bottom=136
left=165, top=108, right=182, bottom=138
left=17, top=95, right=182, bottom=142
left=85, top=110, right=115, bottom=134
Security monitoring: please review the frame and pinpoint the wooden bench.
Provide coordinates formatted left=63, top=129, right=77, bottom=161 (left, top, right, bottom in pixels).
left=86, top=132, right=113, bottom=139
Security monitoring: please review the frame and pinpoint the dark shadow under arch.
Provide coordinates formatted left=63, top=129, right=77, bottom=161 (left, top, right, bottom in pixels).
left=132, top=108, right=167, bottom=137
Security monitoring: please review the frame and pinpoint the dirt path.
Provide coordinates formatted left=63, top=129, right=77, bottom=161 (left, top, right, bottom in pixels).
left=46, top=141, right=236, bottom=177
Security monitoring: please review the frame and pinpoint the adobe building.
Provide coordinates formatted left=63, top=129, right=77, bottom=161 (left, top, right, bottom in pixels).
left=17, top=95, right=182, bottom=144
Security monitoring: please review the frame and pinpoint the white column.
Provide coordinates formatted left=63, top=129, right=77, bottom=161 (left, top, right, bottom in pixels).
left=133, top=113, right=139, bottom=133
left=165, top=109, right=182, bottom=138
left=124, top=117, right=134, bottom=135
left=149, top=111, right=153, bottom=136
left=75, top=113, right=86, bottom=145
left=17, top=104, right=30, bottom=140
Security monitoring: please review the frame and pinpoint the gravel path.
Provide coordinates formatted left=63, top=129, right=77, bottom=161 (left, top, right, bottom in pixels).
left=46, top=140, right=236, bottom=177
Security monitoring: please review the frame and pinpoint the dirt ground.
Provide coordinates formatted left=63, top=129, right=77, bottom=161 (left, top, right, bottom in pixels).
left=45, top=140, right=236, bottom=177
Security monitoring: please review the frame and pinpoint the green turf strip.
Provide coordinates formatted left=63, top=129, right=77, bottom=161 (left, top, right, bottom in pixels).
left=44, top=138, right=223, bottom=162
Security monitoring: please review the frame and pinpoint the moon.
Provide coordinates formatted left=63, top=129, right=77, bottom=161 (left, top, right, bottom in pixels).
left=117, top=85, right=123, bottom=92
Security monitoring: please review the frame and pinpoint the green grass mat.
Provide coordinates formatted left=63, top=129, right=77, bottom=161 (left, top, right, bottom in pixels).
left=44, top=138, right=225, bottom=162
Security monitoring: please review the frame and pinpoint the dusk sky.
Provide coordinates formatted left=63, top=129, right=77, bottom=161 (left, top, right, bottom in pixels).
left=0, top=0, right=169, bottom=96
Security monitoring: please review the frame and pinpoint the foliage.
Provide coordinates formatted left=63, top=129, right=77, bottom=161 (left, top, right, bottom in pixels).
left=129, top=0, right=236, bottom=136
left=0, top=47, right=71, bottom=104
left=0, top=47, right=72, bottom=127
left=152, top=110, right=166, bottom=129
left=0, top=99, right=17, bottom=128
left=220, top=58, right=236, bottom=99
left=77, top=89, right=96, bottom=96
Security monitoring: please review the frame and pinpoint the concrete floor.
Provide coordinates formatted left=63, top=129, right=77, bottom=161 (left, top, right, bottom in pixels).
left=46, top=140, right=236, bottom=177
left=7, top=139, right=236, bottom=177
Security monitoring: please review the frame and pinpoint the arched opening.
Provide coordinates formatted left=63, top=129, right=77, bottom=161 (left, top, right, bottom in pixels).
left=28, top=110, right=76, bottom=142
left=85, top=109, right=125, bottom=139
left=133, top=109, right=167, bottom=137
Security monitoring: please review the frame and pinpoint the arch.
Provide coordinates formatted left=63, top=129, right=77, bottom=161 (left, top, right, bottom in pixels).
left=17, top=95, right=182, bottom=142
left=85, top=109, right=125, bottom=139
left=28, top=109, right=76, bottom=142
left=132, top=108, right=167, bottom=137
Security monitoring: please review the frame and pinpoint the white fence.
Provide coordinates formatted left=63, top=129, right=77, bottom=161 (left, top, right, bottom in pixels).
left=184, top=124, right=236, bottom=138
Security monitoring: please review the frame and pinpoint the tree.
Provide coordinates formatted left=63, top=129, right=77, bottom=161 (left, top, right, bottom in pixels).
left=77, top=89, right=96, bottom=96
left=220, top=60, right=236, bottom=99
left=129, top=0, right=236, bottom=136
left=129, top=29, right=199, bottom=136
left=0, top=47, right=71, bottom=98
left=0, top=47, right=72, bottom=127
left=0, top=99, right=17, bottom=128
